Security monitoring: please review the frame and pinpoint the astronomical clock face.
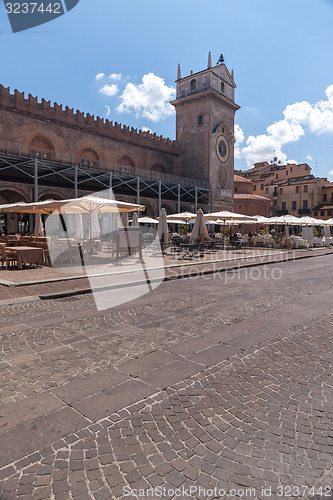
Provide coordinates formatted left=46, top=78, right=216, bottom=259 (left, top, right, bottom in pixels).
left=216, top=135, right=229, bottom=163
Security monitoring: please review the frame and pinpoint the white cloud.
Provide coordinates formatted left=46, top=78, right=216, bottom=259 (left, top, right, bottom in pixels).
left=99, top=84, right=119, bottom=97
left=234, top=124, right=245, bottom=159
left=105, top=105, right=111, bottom=118
left=116, top=73, right=176, bottom=122
left=141, top=126, right=151, bottom=133
left=238, top=85, right=333, bottom=166
left=306, top=155, right=312, bottom=161
left=109, top=73, right=122, bottom=81
left=329, top=169, right=333, bottom=177
left=95, top=73, right=105, bottom=80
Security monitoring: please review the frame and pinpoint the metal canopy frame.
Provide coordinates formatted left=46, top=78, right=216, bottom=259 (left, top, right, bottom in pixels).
left=0, top=150, right=211, bottom=212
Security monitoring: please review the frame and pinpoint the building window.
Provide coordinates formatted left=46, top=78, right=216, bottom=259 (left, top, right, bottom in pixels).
left=198, top=114, right=203, bottom=126
left=221, top=81, right=225, bottom=92
left=303, top=200, right=308, bottom=210
left=328, top=210, right=332, bottom=216
left=265, top=187, right=269, bottom=194
left=296, top=186, right=300, bottom=193
left=190, top=79, right=196, bottom=91
left=286, top=171, right=288, bottom=176
left=304, top=185, right=308, bottom=193
left=276, top=174, right=278, bottom=179
left=280, top=188, right=283, bottom=194
left=261, top=184, right=264, bottom=190
left=314, top=211, right=318, bottom=216
left=292, top=201, right=297, bottom=210
left=323, top=193, right=327, bottom=202
left=321, top=210, right=325, bottom=216
left=253, top=185, right=256, bottom=191
left=274, top=199, right=277, bottom=206
left=282, top=202, right=286, bottom=211
left=235, top=187, right=238, bottom=192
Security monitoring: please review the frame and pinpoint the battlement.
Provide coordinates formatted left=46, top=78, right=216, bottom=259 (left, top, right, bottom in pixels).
left=0, top=84, right=177, bottom=152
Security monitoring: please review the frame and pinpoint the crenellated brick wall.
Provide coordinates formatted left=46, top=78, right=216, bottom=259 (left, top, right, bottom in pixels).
left=0, top=84, right=179, bottom=175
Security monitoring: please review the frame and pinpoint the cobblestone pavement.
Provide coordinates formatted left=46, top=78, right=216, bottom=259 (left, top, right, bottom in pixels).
left=0, top=254, right=333, bottom=499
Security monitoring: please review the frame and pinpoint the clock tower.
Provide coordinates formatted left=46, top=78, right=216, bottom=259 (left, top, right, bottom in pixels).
left=171, top=53, right=240, bottom=210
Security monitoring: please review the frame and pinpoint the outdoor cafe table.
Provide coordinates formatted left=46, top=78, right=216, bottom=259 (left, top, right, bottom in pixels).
left=7, top=246, right=44, bottom=270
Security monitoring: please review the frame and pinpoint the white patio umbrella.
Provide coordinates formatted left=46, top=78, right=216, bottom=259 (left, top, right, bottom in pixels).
left=300, top=216, right=329, bottom=225
left=269, top=214, right=302, bottom=225
left=166, top=212, right=197, bottom=223
left=190, top=209, right=209, bottom=242
left=33, top=214, right=44, bottom=236
left=0, top=196, right=145, bottom=215
left=157, top=208, right=169, bottom=248
left=204, top=210, right=257, bottom=222
left=204, top=211, right=257, bottom=246
left=138, top=216, right=159, bottom=224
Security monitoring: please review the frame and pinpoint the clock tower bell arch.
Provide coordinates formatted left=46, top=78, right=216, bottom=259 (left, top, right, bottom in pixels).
left=170, top=53, right=240, bottom=210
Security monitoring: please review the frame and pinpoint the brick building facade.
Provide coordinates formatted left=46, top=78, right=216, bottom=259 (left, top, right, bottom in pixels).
left=0, top=54, right=240, bottom=226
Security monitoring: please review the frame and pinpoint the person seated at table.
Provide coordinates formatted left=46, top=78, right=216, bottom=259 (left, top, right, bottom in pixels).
left=230, top=232, right=243, bottom=249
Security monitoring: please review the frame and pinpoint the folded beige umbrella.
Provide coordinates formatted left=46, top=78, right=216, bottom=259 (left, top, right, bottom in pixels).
left=131, top=212, right=139, bottom=227
left=190, top=209, right=209, bottom=242
left=157, top=208, right=170, bottom=247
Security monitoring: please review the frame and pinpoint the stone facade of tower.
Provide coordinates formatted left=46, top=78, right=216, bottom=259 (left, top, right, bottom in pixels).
left=171, top=54, right=240, bottom=210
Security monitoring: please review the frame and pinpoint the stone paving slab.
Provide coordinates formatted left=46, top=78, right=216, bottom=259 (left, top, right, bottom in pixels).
left=51, top=367, right=130, bottom=404
left=72, top=379, right=157, bottom=421
left=188, top=344, right=240, bottom=366
left=118, top=350, right=181, bottom=377
left=139, top=360, right=203, bottom=390
left=0, top=392, right=65, bottom=434
left=0, top=407, right=90, bottom=468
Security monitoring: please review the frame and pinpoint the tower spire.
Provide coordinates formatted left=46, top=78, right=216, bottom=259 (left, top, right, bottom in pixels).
left=207, top=51, right=212, bottom=69
left=177, top=63, right=181, bottom=80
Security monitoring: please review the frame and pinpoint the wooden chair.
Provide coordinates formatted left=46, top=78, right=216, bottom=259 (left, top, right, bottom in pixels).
left=0, top=245, right=18, bottom=270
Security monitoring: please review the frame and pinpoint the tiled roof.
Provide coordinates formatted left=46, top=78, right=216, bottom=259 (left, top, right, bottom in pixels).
left=234, top=194, right=270, bottom=201
left=234, top=175, right=252, bottom=184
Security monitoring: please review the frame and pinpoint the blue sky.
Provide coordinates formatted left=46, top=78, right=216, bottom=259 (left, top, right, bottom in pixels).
left=1, top=0, right=333, bottom=178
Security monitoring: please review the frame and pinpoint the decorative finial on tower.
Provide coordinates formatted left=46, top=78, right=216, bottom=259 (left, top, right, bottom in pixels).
left=231, top=69, right=234, bottom=81
left=208, top=51, right=212, bottom=69
left=177, top=63, right=181, bottom=81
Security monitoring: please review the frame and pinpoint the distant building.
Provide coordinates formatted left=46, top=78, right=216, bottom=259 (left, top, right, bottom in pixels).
left=313, top=180, right=333, bottom=219
left=236, top=161, right=328, bottom=217
left=233, top=175, right=270, bottom=216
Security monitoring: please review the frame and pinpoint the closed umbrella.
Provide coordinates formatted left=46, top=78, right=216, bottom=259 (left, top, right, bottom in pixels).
left=33, top=214, right=44, bottom=236
left=89, top=213, right=100, bottom=239
left=131, top=212, right=139, bottom=227
left=157, top=208, right=169, bottom=249
left=190, top=209, right=209, bottom=242
left=75, top=214, right=84, bottom=240
left=121, top=212, right=129, bottom=227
